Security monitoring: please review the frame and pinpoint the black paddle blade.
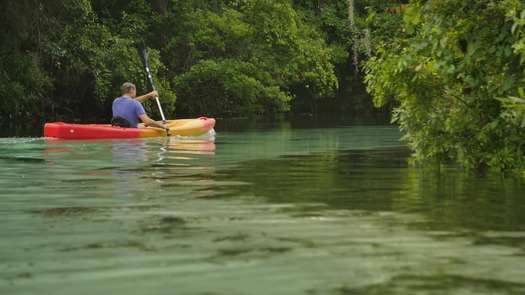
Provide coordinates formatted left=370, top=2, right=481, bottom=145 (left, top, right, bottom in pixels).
left=136, top=42, right=149, bottom=68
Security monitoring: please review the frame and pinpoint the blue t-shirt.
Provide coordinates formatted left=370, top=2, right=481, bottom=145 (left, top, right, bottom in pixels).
left=112, top=97, right=146, bottom=128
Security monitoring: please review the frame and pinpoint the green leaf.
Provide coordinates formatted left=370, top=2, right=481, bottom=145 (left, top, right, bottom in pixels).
left=518, top=87, right=525, bottom=98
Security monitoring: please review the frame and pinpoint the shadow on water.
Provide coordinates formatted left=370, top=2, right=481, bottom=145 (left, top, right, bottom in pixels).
left=216, top=147, right=525, bottom=232
left=211, top=113, right=392, bottom=132
left=0, top=121, right=45, bottom=137
left=336, top=273, right=525, bottom=295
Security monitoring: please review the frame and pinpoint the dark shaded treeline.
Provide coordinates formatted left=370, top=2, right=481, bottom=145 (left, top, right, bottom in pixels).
left=0, top=0, right=400, bottom=122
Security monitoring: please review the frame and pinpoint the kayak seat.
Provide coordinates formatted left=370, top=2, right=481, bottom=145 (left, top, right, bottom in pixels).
left=110, top=116, right=131, bottom=128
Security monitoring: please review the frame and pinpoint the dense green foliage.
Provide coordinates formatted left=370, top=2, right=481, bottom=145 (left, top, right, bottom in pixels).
left=2, top=0, right=388, bottom=121
left=0, top=0, right=175, bottom=121
left=365, top=0, right=525, bottom=170
left=161, top=0, right=337, bottom=115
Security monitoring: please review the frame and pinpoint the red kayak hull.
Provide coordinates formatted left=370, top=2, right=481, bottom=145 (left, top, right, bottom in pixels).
left=44, top=117, right=215, bottom=139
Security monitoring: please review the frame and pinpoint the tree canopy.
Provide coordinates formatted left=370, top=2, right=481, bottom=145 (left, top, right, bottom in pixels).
left=365, top=0, right=525, bottom=170
left=1, top=0, right=374, bottom=121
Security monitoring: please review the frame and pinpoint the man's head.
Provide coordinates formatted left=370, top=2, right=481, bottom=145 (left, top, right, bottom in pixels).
left=120, top=82, right=136, bottom=97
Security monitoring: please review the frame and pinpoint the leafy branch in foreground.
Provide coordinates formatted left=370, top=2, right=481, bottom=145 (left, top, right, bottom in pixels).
left=365, top=0, right=525, bottom=170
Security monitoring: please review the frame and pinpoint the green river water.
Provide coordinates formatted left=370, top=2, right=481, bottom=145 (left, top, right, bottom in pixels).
left=1, top=117, right=525, bottom=295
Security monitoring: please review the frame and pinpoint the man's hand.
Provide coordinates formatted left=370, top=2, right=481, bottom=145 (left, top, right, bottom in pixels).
left=149, top=90, right=159, bottom=99
left=151, top=120, right=169, bottom=130
left=140, top=114, right=169, bottom=130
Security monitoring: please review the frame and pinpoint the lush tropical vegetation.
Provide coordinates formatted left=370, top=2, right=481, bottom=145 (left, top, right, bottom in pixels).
left=1, top=0, right=405, bottom=119
left=0, top=0, right=368, bottom=121
left=2, top=0, right=525, bottom=170
left=365, top=0, right=525, bottom=170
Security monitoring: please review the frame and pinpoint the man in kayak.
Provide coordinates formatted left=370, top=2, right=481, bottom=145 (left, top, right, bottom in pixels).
left=112, top=82, right=169, bottom=129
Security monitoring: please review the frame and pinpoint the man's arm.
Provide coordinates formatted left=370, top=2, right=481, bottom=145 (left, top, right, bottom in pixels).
left=135, top=90, right=158, bottom=103
left=138, top=113, right=169, bottom=129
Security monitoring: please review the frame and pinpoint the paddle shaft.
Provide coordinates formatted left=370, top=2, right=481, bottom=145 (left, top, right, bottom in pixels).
left=145, top=66, right=168, bottom=124
left=137, top=44, right=170, bottom=136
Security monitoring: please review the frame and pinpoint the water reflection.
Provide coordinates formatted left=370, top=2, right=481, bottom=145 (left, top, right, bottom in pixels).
left=110, top=139, right=149, bottom=164
left=208, top=147, right=525, bottom=294
left=41, top=136, right=217, bottom=200
left=220, top=147, right=525, bottom=232
left=2, top=123, right=525, bottom=295
left=401, top=168, right=525, bottom=232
